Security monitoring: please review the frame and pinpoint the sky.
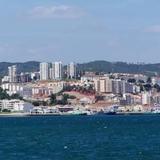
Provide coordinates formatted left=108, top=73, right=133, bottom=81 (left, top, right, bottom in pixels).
left=0, top=0, right=160, bottom=63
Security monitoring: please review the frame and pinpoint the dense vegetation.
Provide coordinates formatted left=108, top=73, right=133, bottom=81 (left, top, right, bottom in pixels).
left=0, top=88, right=23, bottom=100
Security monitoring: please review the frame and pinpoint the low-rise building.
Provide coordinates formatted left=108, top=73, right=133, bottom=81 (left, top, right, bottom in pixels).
left=1, top=83, right=32, bottom=98
left=142, top=92, right=151, bottom=105
left=80, top=97, right=95, bottom=105
left=0, top=99, right=33, bottom=112
left=32, top=81, right=64, bottom=98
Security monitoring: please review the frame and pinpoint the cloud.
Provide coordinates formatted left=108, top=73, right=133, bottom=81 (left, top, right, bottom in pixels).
left=28, top=5, right=86, bottom=19
left=144, top=25, right=160, bottom=33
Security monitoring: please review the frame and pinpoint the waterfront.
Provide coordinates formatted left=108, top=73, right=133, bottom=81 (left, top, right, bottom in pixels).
left=0, top=115, right=160, bottom=159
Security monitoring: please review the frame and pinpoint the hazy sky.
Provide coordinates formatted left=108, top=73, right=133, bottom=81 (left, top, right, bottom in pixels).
left=0, top=0, right=160, bottom=63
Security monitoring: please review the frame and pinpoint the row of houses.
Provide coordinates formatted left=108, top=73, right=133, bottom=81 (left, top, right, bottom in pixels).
left=1, top=81, right=64, bottom=100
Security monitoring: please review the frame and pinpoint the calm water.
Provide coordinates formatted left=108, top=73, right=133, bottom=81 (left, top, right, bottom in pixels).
left=0, top=115, right=160, bottom=160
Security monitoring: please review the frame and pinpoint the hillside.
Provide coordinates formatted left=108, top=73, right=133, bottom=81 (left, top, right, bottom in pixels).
left=77, top=61, right=160, bottom=75
left=0, top=61, right=40, bottom=76
left=0, top=60, right=160, bottom=76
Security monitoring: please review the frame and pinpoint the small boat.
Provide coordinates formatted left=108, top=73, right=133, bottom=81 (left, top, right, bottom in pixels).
left=104, top=111, right=117, bottom=115
left=97, top=109, right=116, bottom=115
left=152, top=109, right=160, bottom=114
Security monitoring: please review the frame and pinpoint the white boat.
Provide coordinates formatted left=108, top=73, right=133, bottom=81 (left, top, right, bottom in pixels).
left=152, top=109, right=160, bottom=114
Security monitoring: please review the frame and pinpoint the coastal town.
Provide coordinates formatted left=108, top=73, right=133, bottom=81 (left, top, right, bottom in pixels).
left=0, top=61, right=160, bottom=116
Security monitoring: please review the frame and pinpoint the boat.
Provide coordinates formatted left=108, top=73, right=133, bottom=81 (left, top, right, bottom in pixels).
left=63, top=110, right=88, bottom=116
left=151, top=109, right=160, bottom=114
left=97, top=109, right=117, bottom=115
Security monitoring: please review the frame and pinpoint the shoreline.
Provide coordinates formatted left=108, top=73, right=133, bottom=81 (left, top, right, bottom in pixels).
left=0, top=112, right=159, bottom=117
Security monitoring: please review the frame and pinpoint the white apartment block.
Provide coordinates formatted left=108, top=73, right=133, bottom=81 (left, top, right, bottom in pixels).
left=67, top=62, right=76, bottom=79
left=40, top=62, right=49, bottom=80
left=1, top=83, right=32, bottom=98
left=8, top=65, right=17, bottom=83
left=0, top=99, right=33, bottom=112
left=53, top=61, right=62, bottom=80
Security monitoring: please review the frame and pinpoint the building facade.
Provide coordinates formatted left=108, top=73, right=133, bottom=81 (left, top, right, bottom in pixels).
left=53, top=61, right=62, bottom=80
left=8, top=65, right=17, bottom=83
left=40, top=62, right=49, bottom=80
left=67, top=62, right=76, bottom=79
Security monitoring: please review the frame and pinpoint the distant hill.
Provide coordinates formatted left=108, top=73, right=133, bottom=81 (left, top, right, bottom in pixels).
left=77, top=61, right=160, bottom=76
left=0, top=60, right=160, bottom=77
left=0, top=61, right=40, bottom=76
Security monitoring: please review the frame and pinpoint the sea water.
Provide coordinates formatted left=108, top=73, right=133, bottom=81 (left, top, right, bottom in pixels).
left=0, top=115, right=160, bottom=160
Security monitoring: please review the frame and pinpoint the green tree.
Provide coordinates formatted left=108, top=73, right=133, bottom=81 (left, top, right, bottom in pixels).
left=10, top=93, right=23, bottom=100
left=2, top=109, right=11, bottom=113
left=0, top=88, right=10, bottom=100
left=62, top=94, right=69, bottom=105
left=143, top=84, right=152, bottom=91
left=138, top=80, right=145, bottom=84
left=127, top=78, right=136, bottom=83
left=50, top=94, right=57, bottom=105
left=154, top=84, right=160, bottom=92
left=147, top=77, right=152, bottom=83
left=32, top=101, right=40, bottom=106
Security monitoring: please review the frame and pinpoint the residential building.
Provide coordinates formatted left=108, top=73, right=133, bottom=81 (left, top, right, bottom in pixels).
left=1, top=83, right=32, bottom=98
left=0, top=99, right=33, bottom=112
left=31, top=72, right=40, bottom=81
left=53, top=61, right=62, bottom=80
left=17, top=73, right=32, bottom=83
left=49, top=67, right=54, bottom=80
left=142, top=92, right=151, bottom=105
left=32, top=81, right=64, bottom=99
left=2, top=76, right=9, bottom=83
left=112, top=80, right=122, bottom=94
left=40, top=62, right=49, bottom=80
left=8, top=65, right=17, bottom=83
left=94, top=77, right=112, bottom=93
left=106, top=78, right=113, bottom=93
left=67, top=62, right=77, bottom=79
